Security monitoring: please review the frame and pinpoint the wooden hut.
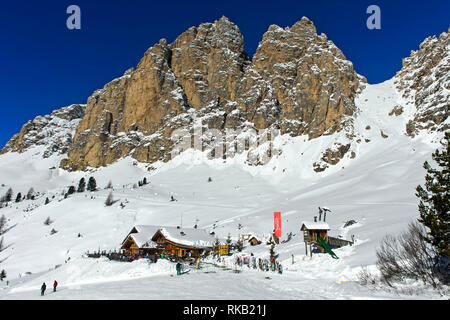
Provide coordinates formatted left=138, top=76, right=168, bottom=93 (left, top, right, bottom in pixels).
left=151, top=227, right=216, bottom=259
left=248, top=236, right=262, bottom=246
left=300, top=221, right=330, bottom=256
left=300, top=221, right=330, bottom=243
left=120, top=225, right=161, bottom=256
left=300, top=221, right=353, bottom=257
left=121, top=233, right=159, bottom=256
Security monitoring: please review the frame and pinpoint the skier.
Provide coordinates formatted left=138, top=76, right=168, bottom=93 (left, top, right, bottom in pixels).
left=176, top=262, right=182, bottom=276
left=53, top=280, right=58, bottom=292
left=41, top=282, right=46, bottom=296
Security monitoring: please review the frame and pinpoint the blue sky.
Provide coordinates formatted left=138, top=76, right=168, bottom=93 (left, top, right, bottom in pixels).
left=0, top=0, right=448, bottom=148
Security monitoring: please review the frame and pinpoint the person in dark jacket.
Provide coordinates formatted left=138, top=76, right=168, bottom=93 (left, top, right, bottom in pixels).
left=176, top=262, right=181, bottom=275
left=41, top=282, right=46, bottom=296
left=53, top=280, right=58, bottom=292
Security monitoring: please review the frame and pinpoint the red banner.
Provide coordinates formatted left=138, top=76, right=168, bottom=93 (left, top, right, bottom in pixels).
left=274, top=212, right=281, bottom=237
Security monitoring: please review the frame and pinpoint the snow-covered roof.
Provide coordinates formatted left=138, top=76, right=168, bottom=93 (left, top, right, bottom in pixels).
left=128, top=234, right=158, bottom=249
left=133, top=225, right=161, bottom=236
left=153, top=227, right=216, bottom=249
left=122, top=225, right=216, bottom=249
left=300, top=221, right=330, bottom=230
left=244, top=234, right=260, bottom=241
left=121, top=225, right=161, bottom=247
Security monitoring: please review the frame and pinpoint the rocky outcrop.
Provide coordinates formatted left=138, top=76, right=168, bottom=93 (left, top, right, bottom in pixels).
left=388, top=106, right=403, bottom=116
left=313, top=143, right=351, bottom=172
left=237, top=17, right=362, bottom=138
left=394, top=29, right=449, bottom=137
left=0, top=104, right=85, bottom=158
left=58, top=16, right=363, bottom=171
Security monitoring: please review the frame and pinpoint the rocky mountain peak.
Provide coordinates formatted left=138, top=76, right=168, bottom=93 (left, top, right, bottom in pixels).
left=394, top=29, right=449, bottom=136
left=289, top=16, right=317, bottom=36
left=245, top=17, right=361, bottom=138
left=2, top=17, right=368, bottom=171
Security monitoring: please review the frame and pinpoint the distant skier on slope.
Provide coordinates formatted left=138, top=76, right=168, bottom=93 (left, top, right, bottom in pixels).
left=53, top=280, right=58, bottom=292
left=41, top=282, right=46, bottom=296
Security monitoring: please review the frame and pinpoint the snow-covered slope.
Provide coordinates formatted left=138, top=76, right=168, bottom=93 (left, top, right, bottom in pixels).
left=0, top=27, right=448, bottom=299
left=0, top=79, right=446, bottom=299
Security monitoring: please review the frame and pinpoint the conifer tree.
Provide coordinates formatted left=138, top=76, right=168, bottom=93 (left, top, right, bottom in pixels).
left=213, top=237, right=220, bottom=258
left=0, top=269, right=6, bottom=281
left=235, top=238, right=243, bottom=252
left=226, top=233, right=232, bottom=246
left=269, top=243, right=277, bottom=271
left=105, top=192, right=114, bottom=206
left=15, top=192, right=22, bottom=203
left=77, top=178, right=86, bottom=192
left=416, top=132, right=450, bottom=258
left=87, top=177, right=97, bottom=192
left=269, top=243, right=276, bottom=261
left=4, top=188, right=13, bottom=202
left=67, top=186, right=76, bottom=195
left=26, top=187, right=34, bottom=200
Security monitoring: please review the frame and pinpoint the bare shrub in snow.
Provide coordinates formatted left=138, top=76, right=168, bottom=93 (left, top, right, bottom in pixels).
left=0, top=214, right=6, bottom=235
left=376, top=221, right=447, bottom=289
left=357, top=266, right=378, bottom=285
left=44, top=216, right=53, bottom=225
left=105, top=180, right=113, bottom=189
left=105, top=192, right=114, bottom=206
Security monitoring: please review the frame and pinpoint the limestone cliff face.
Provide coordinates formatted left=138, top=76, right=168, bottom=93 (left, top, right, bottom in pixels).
left=170, top=17, right=250, bottom=110
left=394, top=29, right=449, bottom=136
left=61, top=38, right=191, bottom=170
left=56, top=16, right=363, bottom=170
left=236, top=17, right=362, bottom=138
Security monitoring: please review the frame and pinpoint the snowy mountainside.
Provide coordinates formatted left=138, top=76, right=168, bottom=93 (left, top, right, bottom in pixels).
left=0, top=26, right=449, bottom=299
left=0, top=81, right=446, bottom=298
left=394, top=29, right=449, bottom=136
